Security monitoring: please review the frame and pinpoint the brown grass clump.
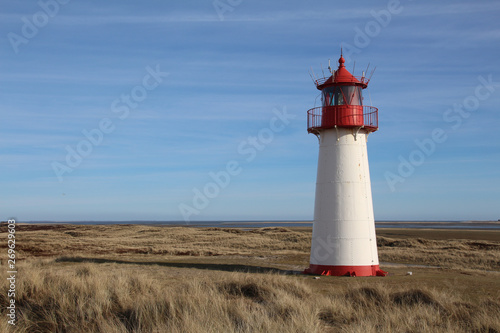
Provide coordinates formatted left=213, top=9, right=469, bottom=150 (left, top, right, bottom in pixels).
left=1, top=262, right=319, bottom=333
left=1, top=261, right=499, bottom=333
left=318, top=284, right=500, bottom=332
left=377, top=236, right=500, bottom=270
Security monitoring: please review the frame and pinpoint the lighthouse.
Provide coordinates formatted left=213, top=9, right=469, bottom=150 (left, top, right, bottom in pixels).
left=304, top=53, right=386, bottom=277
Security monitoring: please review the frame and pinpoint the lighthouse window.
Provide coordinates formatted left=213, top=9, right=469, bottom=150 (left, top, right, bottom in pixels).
left=322, top=87, right=335, bottom=106
left=335, top=88, right=346, bottom=105
left=340, top=86, right=362, bottom=105
left=322, top=86, right=362, bottom=106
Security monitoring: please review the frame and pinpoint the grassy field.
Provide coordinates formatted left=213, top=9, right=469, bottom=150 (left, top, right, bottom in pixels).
left=1, top=224, right=499, bottom=332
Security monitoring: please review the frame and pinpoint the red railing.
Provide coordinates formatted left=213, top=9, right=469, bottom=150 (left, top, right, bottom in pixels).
left=314, top=75, right=371, bottom=87
left=307, top=105, right=378, bottom=133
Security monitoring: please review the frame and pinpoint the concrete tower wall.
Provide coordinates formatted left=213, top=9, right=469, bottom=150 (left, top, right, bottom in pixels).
left=307, top=127, right=382, bottom=276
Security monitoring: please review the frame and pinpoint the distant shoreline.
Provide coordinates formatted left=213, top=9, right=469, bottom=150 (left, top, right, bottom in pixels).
left=8, top=220, right=500, bottom=230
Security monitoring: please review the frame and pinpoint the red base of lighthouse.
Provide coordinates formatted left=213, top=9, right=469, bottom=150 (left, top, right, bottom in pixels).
left=303, top=264, right=387, bottom=277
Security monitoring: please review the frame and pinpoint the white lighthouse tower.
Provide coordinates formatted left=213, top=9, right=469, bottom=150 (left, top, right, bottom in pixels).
left=304, top=53, right=386, bottom=277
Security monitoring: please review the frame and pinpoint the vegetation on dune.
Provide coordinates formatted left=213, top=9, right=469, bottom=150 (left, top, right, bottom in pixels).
left=1, top=261, right=499, bottom=333
left=12, top=225, right=311, bottom=259
left=0, top=224, right=499, bottom=332
left=9, top=224, right=500, bottom=271
left=377, top=236, right=500, bottom=271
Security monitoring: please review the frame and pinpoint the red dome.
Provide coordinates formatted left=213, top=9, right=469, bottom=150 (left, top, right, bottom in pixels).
left=316, top=55, right=368, bottom=90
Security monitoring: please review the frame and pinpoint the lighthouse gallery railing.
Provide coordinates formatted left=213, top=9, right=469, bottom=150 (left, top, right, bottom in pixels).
left=307, top=105, right=378, bottom=133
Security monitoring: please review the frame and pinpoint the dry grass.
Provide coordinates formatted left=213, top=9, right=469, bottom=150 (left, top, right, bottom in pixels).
left=377, top=236, right=500, bottom=270
left=9, top=224, right=500, bottom=271
left=2, top=260, right=500, bottom=333
left=0, top=224, right=499, bottom=332
left=11, top=225, right=310, bottom=258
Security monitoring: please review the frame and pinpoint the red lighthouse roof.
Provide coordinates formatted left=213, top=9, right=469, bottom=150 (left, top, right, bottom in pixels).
left=315, top=55, right=370, bottom=90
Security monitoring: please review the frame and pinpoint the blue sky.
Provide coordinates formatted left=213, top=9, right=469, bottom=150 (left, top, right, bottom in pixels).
left=1, top=0, right=499, bottom=222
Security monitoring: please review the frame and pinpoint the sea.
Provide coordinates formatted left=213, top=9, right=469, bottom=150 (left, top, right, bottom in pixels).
left=21, top=220, right=500, bottom=230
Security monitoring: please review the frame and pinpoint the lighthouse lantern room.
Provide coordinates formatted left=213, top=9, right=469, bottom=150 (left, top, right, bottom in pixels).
left=304, top=53, right=386, bottom=277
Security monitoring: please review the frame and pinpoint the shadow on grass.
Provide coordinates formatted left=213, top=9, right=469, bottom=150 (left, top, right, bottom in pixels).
left=55, top=256, right=299, bottom=275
